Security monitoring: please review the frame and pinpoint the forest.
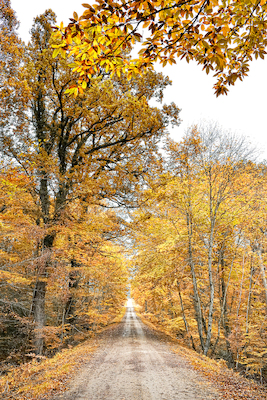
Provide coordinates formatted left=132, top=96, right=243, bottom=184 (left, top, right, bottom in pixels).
left=1, top=0, right=267, bottom=389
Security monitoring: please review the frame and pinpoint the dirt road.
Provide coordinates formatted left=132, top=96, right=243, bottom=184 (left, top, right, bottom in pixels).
left=57, top=300, right=220, bottom=400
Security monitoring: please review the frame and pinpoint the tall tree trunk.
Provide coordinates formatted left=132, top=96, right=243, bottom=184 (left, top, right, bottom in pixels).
left=246, top=257, right=254, bottom=334
left=211, top=249, right=236, bottom=362
left=236, top=253, right=245, bottom=320
left=32, top=280, right=46, bottom=355
left=31, top=233, right=55, bottom=355
left=31, top=170, right=64, bottom=353
left=186, top=211, right=204, bottom=351
left=219, top=253, right=234, bottom=365
left=64, top=259, right=80, bottom=326
left=257, top=249, right=267, bottom=312
left=204, top=219, right=215, bottom=356
left=177, top=281, right=196, bottom=350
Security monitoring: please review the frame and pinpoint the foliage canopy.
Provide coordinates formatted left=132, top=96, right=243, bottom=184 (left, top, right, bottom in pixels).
left=53, top=0, right=267, bottom=96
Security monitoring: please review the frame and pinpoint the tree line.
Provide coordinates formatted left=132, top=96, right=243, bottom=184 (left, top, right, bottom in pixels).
left=131, top=126, right=267, bottom=381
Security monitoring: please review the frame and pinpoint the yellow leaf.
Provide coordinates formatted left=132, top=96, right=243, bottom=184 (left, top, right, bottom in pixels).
left=66, top=35, right=72, bottom=45
left=143, top=20, right=151, bottom=29
left=60, top=48, right=66, bottom=59
left=52, top=48, right=60, bottom=58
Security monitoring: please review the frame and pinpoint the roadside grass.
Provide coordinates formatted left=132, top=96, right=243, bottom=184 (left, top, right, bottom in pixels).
left=0, top=307, right=126, bottom=400
left=137, top=312, right=267, bottom=400
left=0, top=340, right=97, bottom=400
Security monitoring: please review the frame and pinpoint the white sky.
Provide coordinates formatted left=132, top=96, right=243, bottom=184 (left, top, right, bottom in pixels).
left=11, top=0, right=267, bottom=160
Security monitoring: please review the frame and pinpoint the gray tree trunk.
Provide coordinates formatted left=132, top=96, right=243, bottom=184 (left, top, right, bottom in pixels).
left=32, top=280, right=46, bottom=355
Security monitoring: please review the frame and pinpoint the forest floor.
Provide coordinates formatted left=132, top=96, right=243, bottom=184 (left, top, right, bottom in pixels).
left=1, top=302, right=266, bottom=399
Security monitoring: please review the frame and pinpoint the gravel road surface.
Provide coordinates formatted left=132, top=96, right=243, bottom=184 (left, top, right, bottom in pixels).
left=56, top=300, right=220, bottom=400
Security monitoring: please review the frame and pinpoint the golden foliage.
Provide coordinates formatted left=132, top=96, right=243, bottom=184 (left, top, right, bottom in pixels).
left=52, top=0, right=267, bottom=95
left=131, top=125, right=267, bottom=377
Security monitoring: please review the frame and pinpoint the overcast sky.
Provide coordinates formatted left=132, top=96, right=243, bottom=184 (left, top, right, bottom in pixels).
left=11, top=0, right=267, bottom=160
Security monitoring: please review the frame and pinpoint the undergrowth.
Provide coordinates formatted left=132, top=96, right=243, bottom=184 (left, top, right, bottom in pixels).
left=0, top=340, right=96, bottom=399
left=0, top=307, right=126, bottom=400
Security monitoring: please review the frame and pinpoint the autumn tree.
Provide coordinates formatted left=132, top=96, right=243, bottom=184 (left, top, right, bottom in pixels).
left=0, top=6, right=179, bottom=355
left=53, top=0, right=267, bottom=96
